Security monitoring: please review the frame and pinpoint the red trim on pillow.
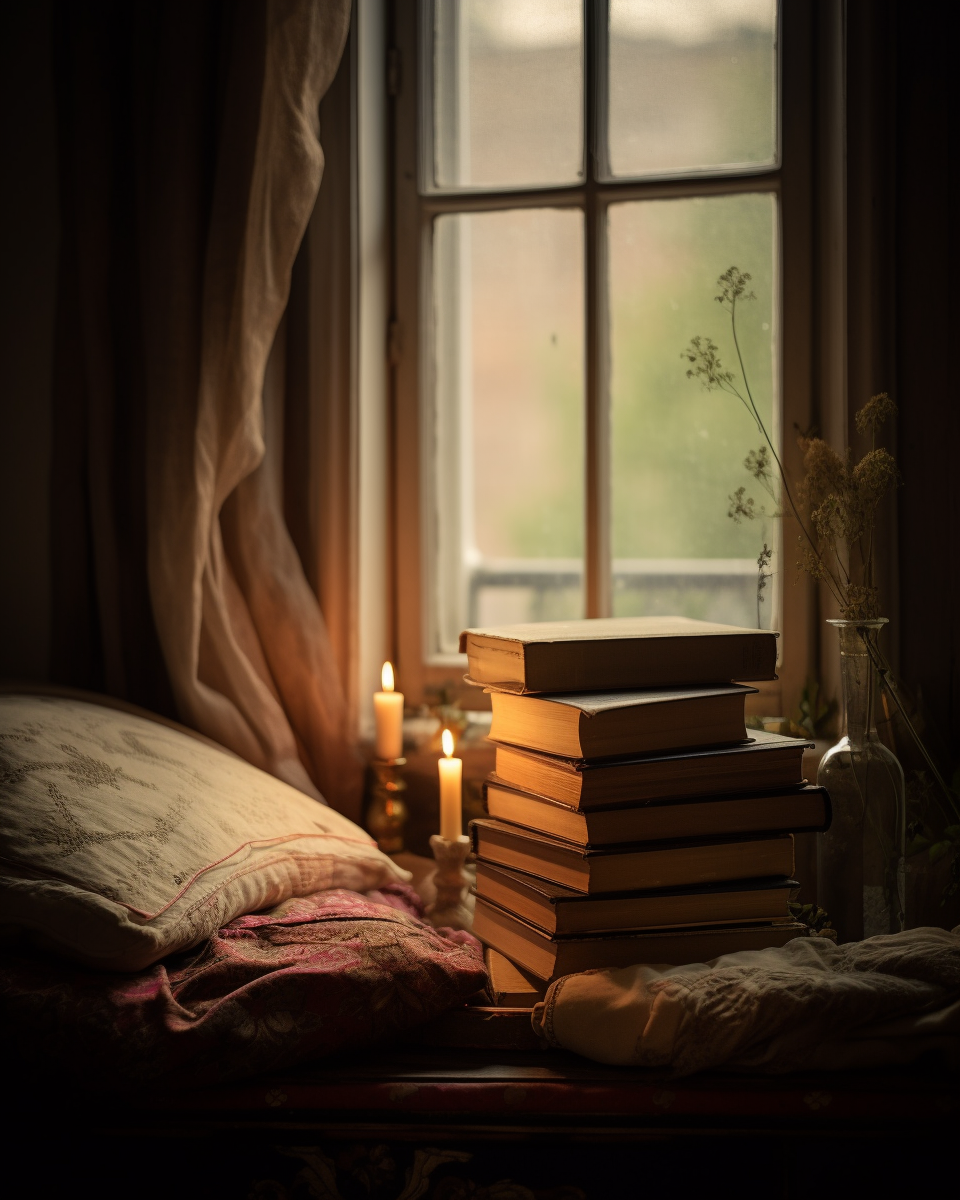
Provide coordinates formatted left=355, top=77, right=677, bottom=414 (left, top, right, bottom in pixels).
left=4, top=830, right=383, bottom=921
left=117, top=830, right=382, bottom=919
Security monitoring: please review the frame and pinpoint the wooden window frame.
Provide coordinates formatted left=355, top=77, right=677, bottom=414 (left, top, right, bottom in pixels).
left=388, top=0, right=817, bottom=714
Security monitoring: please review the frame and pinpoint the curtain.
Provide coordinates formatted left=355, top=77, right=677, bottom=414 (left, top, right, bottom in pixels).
left=51, top=0, right=362, bottom=818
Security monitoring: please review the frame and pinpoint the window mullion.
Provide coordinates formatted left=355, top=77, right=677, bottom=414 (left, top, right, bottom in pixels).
left=585, top=191, right=610, bottom=619
left=585, top=0, right=610, bottom=618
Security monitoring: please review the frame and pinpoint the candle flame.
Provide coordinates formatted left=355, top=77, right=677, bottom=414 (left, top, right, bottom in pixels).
left=381, top=661, right=395, bottom=692
left=441, top=728, right=454, bottom=758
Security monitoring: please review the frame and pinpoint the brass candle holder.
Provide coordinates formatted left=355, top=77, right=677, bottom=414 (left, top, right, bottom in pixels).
left=426, top=833, right=473, bottom=931
left=366, top=757, right=408, bottom=855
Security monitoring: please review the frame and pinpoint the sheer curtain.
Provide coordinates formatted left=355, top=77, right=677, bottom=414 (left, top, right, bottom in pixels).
left=51, top=0, right=362, bottom=817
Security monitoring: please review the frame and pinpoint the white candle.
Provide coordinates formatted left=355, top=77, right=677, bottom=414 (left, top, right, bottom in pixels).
left=373, top=661, right=403, bottom=760
left=438, top=727, right=462, bottom=841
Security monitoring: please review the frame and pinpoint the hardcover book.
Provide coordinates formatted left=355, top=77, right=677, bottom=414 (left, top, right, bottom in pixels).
left=470, top=817, right=795, bottom=894
left=460, top=615, right=778, bottom=694
left=483, top=778, right=831, bottom=845
left=487, top=684, right=755, bottom=759
left=475, top=861, right=799, bottom=936
left=492, top=729, right=812, bottom=810
left=483, top=946, right=546, bottom=1007
left=472, top=895, right=807, bottom=982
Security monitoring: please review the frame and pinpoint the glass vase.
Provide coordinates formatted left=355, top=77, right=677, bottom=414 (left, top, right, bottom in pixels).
left=817, top=619, right=906, bottom=942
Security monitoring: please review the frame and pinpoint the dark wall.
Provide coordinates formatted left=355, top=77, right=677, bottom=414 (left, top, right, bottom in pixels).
left=0, top=2, right=57, bottom=680
left=893, top=8, right=960, bottom=759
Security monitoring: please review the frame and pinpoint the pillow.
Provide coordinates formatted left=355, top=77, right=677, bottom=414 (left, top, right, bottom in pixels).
left=0, top=695, right=409, bottom=970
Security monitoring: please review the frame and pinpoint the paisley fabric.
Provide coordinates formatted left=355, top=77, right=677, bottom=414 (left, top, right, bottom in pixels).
left=0, top=884, right=485, bottom=1090
left=0, top=695, right=408, bottom=970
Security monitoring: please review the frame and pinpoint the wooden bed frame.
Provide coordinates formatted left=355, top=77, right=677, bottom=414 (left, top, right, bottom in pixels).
left=10, top=1037, right=957, bottom=1198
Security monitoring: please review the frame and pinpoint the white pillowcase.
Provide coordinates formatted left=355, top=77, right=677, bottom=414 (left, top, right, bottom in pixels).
left=0, top=695, right=408, bottom=970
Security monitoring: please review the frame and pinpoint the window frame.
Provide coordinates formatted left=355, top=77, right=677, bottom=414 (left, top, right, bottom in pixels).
left=389, top=0, right=816, bottom=715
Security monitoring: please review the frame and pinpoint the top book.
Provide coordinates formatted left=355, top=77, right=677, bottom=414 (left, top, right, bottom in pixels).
left=460, top=616, right=778, bottom=694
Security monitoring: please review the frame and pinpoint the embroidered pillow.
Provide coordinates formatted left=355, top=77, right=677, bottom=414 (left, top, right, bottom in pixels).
left=0, top=695, right=408, bottom=970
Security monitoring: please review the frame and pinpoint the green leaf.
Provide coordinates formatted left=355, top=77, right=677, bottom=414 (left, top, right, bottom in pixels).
left=906, top=836, right=931, bottom=856
left=943, top=825, right=960, bottom=840
left=929, top=841, right=953, bottom=864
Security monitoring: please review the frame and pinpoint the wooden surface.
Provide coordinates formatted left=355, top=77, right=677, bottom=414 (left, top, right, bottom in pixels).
left=11, top=1043, right=956, bottom=1199
left=50, top=1045, right=955, bottom=1138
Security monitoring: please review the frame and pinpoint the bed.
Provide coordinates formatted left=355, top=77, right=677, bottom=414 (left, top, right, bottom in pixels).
left=2, top=687, right=957, bottom=1200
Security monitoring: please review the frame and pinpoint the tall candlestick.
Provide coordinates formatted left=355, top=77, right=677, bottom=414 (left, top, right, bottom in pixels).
left=438, top=727, right=462, bottom=841
left=373, top=661, right=403, bottom=760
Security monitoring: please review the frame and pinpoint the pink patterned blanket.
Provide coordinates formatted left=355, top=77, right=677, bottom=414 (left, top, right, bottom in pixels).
left=0, top=885, right=485, bottom=1090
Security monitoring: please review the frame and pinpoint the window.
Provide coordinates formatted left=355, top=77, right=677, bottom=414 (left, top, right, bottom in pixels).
left=392, top=0, right=815, bottom=710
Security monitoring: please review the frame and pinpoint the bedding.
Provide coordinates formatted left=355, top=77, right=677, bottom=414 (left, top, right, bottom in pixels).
left=0, top=694, right=408, bottom=970
left=0, top=882, right=486, bottom=1089
left=532, top=924, right=960, bottom=1073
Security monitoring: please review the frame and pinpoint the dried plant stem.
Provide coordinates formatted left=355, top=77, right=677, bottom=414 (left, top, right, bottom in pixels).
left=856, top=628, right=958, bottom=814
left=724, top=293, right=847, bottom=610
left=685, top=269, right=898, bottom=620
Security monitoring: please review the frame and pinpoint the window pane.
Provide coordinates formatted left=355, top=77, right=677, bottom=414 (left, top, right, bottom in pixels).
left=608, top=193, right=780, bottom=629
left=607, top=0, right=778, bottom=179
left=433, top=0, right=583, bottom=190
left=431, top=209, right=585, bottom=655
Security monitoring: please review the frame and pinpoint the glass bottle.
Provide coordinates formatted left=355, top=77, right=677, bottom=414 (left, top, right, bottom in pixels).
left=817, top=619, right=906, bottom=942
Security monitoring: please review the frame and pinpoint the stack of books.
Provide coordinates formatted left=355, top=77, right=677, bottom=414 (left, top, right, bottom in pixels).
left=460, top=616, right=830, bottom=986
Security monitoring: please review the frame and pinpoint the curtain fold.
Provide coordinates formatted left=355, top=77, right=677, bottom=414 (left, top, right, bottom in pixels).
left=52, top=0, right=362, bottom=818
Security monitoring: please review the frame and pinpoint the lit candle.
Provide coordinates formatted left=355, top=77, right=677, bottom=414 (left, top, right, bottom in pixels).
left=438, top=727, right=463, bottom=841
left=373, top=661, right=404, bottom=760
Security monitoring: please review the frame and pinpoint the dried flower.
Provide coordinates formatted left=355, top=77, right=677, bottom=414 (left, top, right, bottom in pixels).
left=685, top=271, right=958, bottom=851
left=727, top=485, right=757, bottom=524
left=684, top=268, right=903, bottom=622
left=853, top=447, right=899, bottom=514
left=683, top=335, right=735, bottom=391
left=841, top=584, right=880, bottom=622
left=798, top=437, right=847, bottom=514
left=745, top=445, right=772, bottom=485
left=855, top=391, right=897, bottom=437
left=795, top=432, right=898, bottom=618
left=715, top=266, right=756, bottom=309
left=756, top=543, right=773, bottom=628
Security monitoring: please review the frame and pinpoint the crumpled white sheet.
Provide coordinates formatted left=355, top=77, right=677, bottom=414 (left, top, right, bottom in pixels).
left=531, top=926, right=960, bottom=1075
